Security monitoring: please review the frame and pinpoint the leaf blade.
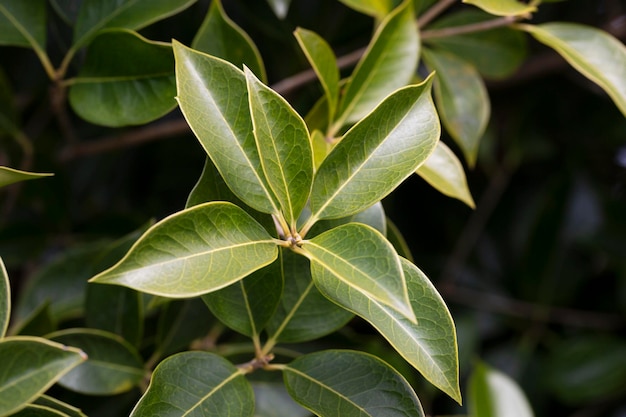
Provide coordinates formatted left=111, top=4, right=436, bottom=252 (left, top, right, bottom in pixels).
left=462, top=0, right=536, bottom=17
left=0, top=257, right=9, bottom=338
left=0, top=0, right=46, bottom=52
left=0, top=167, right=53, bottom=189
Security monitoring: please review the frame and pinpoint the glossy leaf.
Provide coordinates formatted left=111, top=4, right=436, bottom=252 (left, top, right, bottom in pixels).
left=295, top=28, right=340, bottom=124
left=12, top=302, right=56, bottom=337
left=310, top=129, right=333, bottom=170
left=11, top=404, right=68, bottom=416
left=192, top=0, right=266, bottom=81
left=245, top=67, right=314, bottom=227
left=33, top=395, right=86, bottom=417
left=0, top=167, right=53, bottom=189
left=308, top=202, right=387, bottom=239
left=253, top=382, right=311, bottom=417
left=266, top=0, right=291, bottom=19
left=337, top=0, right=397, bottom=19
left=48, top=329, right=144, bottom=395
left=468, top=361, right=534, bottom=417
left=301, top=223, right=414, bottom=321
left=49, top=0, right=81, bottom=25
left=422, top=48, right=489, bottom=167
left=202, top=259, right=282, bottom=337
left=417, top=140, right=475, bottom=207
left=333, top=0, right=418, bottom=130
left=72, top=0, right=195, bottom=49
left=0, top=336, right=85, bottom=416
left=284, top=350, right=424, bottom=417
left=130, top=351, right=254, bottom=416
left=313, top=257, right=461, bottom=403
left=0, top=0, right=46, bottom=51
left=310, top=79, right=439, bottom=221
left=520, top=23, right=626, bottom=117
left=90, top=202, right=278, bottom=297
left=174, top=41, right=281, bottom=214
left=265, top=249, right=353, bottom=343
left=462, top=0, right=537, bottom=16
left=0, top=257, right=8, bottom=338
left=69, top=29, right=176, bottom=127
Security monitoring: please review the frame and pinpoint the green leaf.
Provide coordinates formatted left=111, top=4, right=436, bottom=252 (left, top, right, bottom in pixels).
left=468, top=361, right=535, bottom=417
left=295, top=28, right=340, bottom=124
left=68, top=29, right=176, bottom=127
left=155, top=298, right=214, bottom=359
left=265, top=249, right=353, bottom=343
left=337, top=0, right=397, bottom=19
left=0, top=167, right=53, bottom=189
left=72, top=0, right=195, bottom=49
left=245, top=67, right=314, bottom=228
left=422, top=48, right=489, bottom=167
left=462, top=0, right=537, bottom=16
left=266, top=0, right=291, bottom=19
left=12, top=302, right=56, bottom=337
left=417, top=140, right=475, bottom=207
left=0, top=0, right=46, bottom=51
left=283, top=350, right=424, bottom=417
left=33, top=395, right=86, bottom=417
left=10, top=404, right=68, bottom=416
left=202, top=259, right=282, bottom=337
left=333, top=0, right=419, bottom=131
left=313, top=257, right=461, bottom=403
left=48, top=329, right=144, bottom=395
left=174, top=41, right=281, bottom=215
left=0, top=257, right=9, bottom=338
left=519, top=22, right=626, bottom=117
left=130, top=351, right=254, bottom=417
left=385, top=218, right=414, bottom=262
left=308, top=202, right=387, bottom=239
left=192, top=0, right=266, bottom=82
left=0, top=336, right=85, bottom=416
left=301, top=223, right=415, bottom=322
left=252, top=381, right=311, bottom=417
left=49, top=0, right=81, bottom=25
left=310, top=129, right=333, bottom=170
left=309, top=78, right=439, bottom=221
left=90, top=202, right=278, bottom=297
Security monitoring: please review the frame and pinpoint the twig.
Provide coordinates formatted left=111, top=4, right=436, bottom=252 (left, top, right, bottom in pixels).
left=418, top=0, right=458, bottom=28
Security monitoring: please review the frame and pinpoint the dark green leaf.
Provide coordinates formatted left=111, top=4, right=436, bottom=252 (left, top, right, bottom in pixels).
left=10, top=404, right=68, bottom=416
left=0, top=0, right=46, bottom=51
left=13, top=302, right=56, bottom=337
left=252, top=381, right=311, bottom=417
left=48, top=329, right=144, bottom=395
left=192, top=0, right=266, bottom=81
left=130, top=351, right=254, bottom=416
left=0, top=257, right=8, bottom=338
left=90, top=202, right=278, bottom=298
left=284, top=350, right=424, bottom=417
left=0, top=336, right=85, bottom=416
left=0, top=167, right=53, bottom=189
left=462, top=0, right=536, bottom=16
left=33, top=395, right=86, bottom=417
left=155, top=298, right=214, bottom=359
left=49, top=0, right=81, bottom=25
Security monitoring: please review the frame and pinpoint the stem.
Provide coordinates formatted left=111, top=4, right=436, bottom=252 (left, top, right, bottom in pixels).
left=421, top=16, right=520, bottom=40
left=417, top=0, right=458, bottom=28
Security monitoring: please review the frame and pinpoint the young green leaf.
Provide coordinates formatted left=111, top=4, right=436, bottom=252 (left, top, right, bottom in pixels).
left=310, top=129, right=333, bottom=170
left=301, top=223, right=415, bottom=322
left=283, top=350, right=424, bottom=417
left=313, top=257, right=461, bottom=403
left=519, top=23, right=626, bottom=117
left=309, top=78, right=439, bottom=222
left=0, top=336, right=85, bottom=416
left=333, top=0, right=418, bottom=131
left=0, top=167, right=53, bottom=189
left=245, top=66, right=314, bottom=228
left=130, top=351, right=254, bottom=417
left=422, top=48, right=489, bottom=168
left=33, top=395, right=87, bottom=417
left=90, top=202, right=278, bottom=298
left=295, top=28, right=340, bottom=124
left=0, top=257, right=9, bottom=338
left=468, top=361, right=535, bottom=417
left=462, top=0, right=537, bottom=16
left=337, top=0, right=398, bottom=19
left=174, top=41, right=281, bottom=215
left=68, top=29, right=176, bottom=127
left=417, top=140, right=475, bottom=208
left=0, top=0, right=48, bottom=69
left=193, top=0, right=266, bottom=82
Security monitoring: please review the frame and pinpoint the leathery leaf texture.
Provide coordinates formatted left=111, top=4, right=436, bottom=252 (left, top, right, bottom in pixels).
left=89, top=202, right=278, bottom=298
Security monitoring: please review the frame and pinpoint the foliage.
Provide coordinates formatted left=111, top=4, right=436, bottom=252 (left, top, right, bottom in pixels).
left=1, top=0, right=625, bottom=416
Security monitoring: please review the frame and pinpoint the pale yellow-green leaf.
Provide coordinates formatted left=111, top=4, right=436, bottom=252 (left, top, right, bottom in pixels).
left=0, top=167, right=53, bottom=189
left=462, top=0, right=537, bottom=16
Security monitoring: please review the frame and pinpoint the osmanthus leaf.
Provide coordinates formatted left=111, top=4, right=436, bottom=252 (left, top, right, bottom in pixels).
left=10, top=404, right=68, bottom=416
left=72, top=0, right=195, bottom=49
left=68, top=29, right=176, bottom=127
left=265, top=249, right=353, bottom=343
left=301, top=223, right=415, bottom=322
left=0, top=167, right=53, bottom=189
left=245, top=67, right=314, bottom=228
left=313, top=257, right=461, bottom=403
left=519, top=23, right=626, bottom=117
left=192, top=0, right=266, bottom=82
left=283, top=350, right=424, bottom=417
left=48, top=329, right=144, bottom=395
left=462, top=0, right=537, bottom=17
left=468, top=361, right=535, bottom=417
left=90, top=202, right=278, bottom=298
left=174, top=41, right=281, bottom=215
left=49, top=0, right=81, bottom=25
left=252, top=381, right=311, bottom=417
left=0, top=257, right=9, bottom=337
left=417, top=141, right=475, bottom=208
left=202, top=259, right=282, bottom=337
left=309, top=78, right=439, bottom=221
left=337, top=0, right=398, bottom=20
left=12, top=302, right=56, bottom=337
left=33, top=395, right=86, bottom=417
left=333, top=0, right=418, bottom=131
left=295, top=28, right=340, bottom=125
left=130, top=351, right=254, bottom=417
left=422, top=48, right=489, bottom=168
left=0, top=336, right=86, bottom=416
left=155, top=298, right=214, bottom=359
left=0, top=0, right=46, bottom=51
left=307, top=202, right=387, bottom=239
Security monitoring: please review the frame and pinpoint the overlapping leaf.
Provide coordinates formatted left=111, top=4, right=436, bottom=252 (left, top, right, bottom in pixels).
left=155, top=299, right=215, bottom=359
left=68, top=29, right=176, bottom=127
left=131, top=351, right=254, bottom=416
left=11, top=404, right=68, bottom=416
left=90, top=202, right=278, bottom=297
left=0, top=167, right=53, bottom=189
left=283, top=350, right=424, bottom=417
left=0, top=0, right=46, bottom=51
left=462, top=0, right=537, bottom=16
left=0, top=257, right=9, bottom=337
left=33, top=395, right=86, bottom=417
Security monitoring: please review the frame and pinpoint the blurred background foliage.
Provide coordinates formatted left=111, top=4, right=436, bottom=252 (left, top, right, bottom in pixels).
left=1, top=0, right=625, bottom=416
